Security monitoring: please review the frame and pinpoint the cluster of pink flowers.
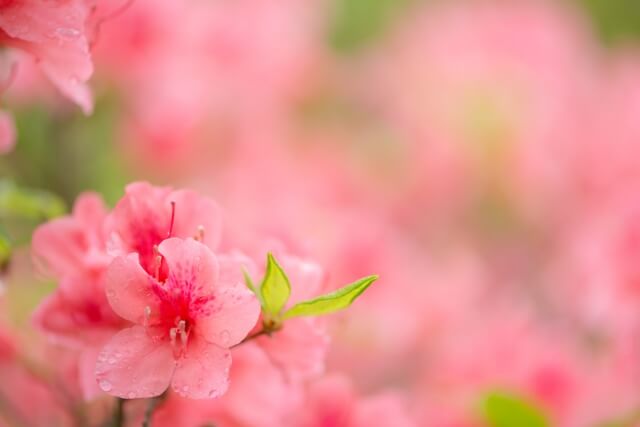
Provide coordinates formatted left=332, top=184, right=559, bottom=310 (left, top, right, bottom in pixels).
left=19, top=182, right=390, bottom=425
left=4, top=0, right=640, bottom=426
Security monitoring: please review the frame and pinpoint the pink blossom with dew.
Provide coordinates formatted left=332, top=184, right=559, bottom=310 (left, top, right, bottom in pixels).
left=105, top=181, right=222, bottom=279
left=0, top=109, right=15, bottom=154
left=291, top=375, right=416, bottom=427
left=0, top=0, right=96, bottom=113
left=96, top=237, right=260, bottom=399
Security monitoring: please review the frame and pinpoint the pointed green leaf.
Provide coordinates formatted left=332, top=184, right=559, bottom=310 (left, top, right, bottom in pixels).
left=259, top=253, right=291, bottom=316
left=283, top=275, right=377, bottom=319
left=242, top=267, right=258, bottom=295
left=482, top=392, right=549, bottom=427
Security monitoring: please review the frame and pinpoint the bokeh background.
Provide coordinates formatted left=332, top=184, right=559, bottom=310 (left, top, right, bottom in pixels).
left=3, top=0, right=640, bottom=425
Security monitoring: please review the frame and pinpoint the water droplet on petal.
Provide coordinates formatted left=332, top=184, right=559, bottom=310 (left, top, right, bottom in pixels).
left=108, top=357, right=117, bottom=364
left=99, top=380, right=112, bottom=392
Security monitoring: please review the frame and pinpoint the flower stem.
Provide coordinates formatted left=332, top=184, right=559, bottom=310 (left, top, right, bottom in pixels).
left=141, top=393, right=167, bottom=427
left=231, top=328, right=270, bottom=348
left=112, top=398, right=124, bottom=427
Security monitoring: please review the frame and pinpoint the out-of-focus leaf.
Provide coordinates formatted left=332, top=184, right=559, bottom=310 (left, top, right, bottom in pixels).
left=482, top=392, right=549, bottom=427
left=284, top=275, right=377, bottom=319
left=0, top=225, right=11, bottom=271
left=329, top=0, right=412, bottom=53
left=581, top=0, right=640, bottom=44
left=260, top=253, right=291, bottom=316
left=0, top=180, right=66, bottom=221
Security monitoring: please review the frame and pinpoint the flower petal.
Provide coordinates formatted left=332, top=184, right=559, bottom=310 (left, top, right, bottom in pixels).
left=105, top=254, right=161, bottom=324
left=158, top=237, right=218, bottom=299
left=171, top=335, right=230, bottom=399
left=257, top=317, right=329, bottom=380
left=197, top=285, right=260, bottom=347
left=96, top=326, right=175, bottom=399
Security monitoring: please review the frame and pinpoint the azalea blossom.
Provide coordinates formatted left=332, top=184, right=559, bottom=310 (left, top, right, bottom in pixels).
left=0, top=0, right=96, bottom=113
left=105, top=181, right=222, bottom=278
left=96, top=237, right=260, bottom=399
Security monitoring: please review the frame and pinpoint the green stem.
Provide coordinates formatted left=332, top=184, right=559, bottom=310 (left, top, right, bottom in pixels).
left=141, top=393, right=167, bottom=427
left=112, top=398, right=124, bottom=427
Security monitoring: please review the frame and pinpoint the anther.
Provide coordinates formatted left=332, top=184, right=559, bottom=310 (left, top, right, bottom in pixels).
left=143, top=306, right=151, bottom=326
left=195, top=225, right=205, bottom=242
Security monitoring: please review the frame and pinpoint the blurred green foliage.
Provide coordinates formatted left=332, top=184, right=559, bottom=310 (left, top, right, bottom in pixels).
left=481, top=392, right=550, bottom=427
left=328, top=0, right=640, bottom=55
left=0, top=96, right=130, bottom=208
left=580, top=0, right=640, bottom=44
left=329, top=0, right=414, bottom=53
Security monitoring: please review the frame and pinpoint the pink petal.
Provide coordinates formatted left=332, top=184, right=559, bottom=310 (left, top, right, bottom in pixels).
left=171, top=335, right=230, bottom=399
left=196, top=257, right=260, bottom=346
left=157, top=237, right=218, bottom=299
left=257, top=317, right=329, bottom=380
left=79, top=345, right=103, bottom=401
left=105, top=254, right=161, bottom=324
left=169, top=189, right=222, bottom=250
left=0, top=0, right=94, bottom=113
left=96, top=326, right=175, bottom=399
left=0, top=110, right=16, bottom=155
left=32, top=217, right=86, bottom=279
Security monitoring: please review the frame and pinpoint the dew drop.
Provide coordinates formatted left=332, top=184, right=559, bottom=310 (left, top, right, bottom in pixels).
left=108, top=357, right=117, bottom=365
left=99, top=380, right=112, bottom=392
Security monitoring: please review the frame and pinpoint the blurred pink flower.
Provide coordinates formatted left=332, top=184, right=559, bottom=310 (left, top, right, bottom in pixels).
left=106, top=181, right=222, bottom=279
left=256, top=251, right=329, bottom=381
left=291, top=375, right=415, bottom=427
left=31, top=192, right=122, bottom=399
left=0, top=109, right=15, bottom=154
left=0, top=0, right=96, bottom=113
left=149, top=344, right=300, bottom=427
left=96, top=237, right=260, bottom=399
left=32, top=192, right=110, bottom=280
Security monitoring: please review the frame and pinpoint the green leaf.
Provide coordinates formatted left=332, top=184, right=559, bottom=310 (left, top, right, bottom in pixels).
left=259, top=253, right=291, bottom=316
left=283, top=275, right=377, bottom=319
left=0, top=180, right=66, bottom=221
left=482, top=392, right=550, bottom=427
left=0, top=225, right=11, bottom=271
left=243, top=267, right=259, bottom=296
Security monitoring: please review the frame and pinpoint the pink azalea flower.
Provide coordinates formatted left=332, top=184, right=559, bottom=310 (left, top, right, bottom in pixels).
left=292, top=375, right=415, bottom=427
left=0, top=0, right=96, bottom=113
left=148, top=345, right=300, bottom=427
left=0, top=109, right=15, bottom=154
left=32, top=192, right=110, bottom=280
left=239, top=241, right=330, bottom=381
left=96, top=237, right=260, bottom=399
left=255, top=253, right=329, bottom=380
left=105, top=181, right=222, bottom=279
